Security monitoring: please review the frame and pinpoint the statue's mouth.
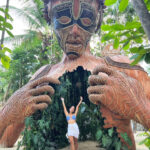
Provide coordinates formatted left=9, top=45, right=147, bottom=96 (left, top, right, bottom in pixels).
left=66, top=51, right=79, bottom=56
left=66, top=40, right=83, bottom=51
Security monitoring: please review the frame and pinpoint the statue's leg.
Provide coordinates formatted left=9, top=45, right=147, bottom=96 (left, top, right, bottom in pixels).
left=100, top=104, right=136, bottom=150
left=0, top=122, right=24, bottom=147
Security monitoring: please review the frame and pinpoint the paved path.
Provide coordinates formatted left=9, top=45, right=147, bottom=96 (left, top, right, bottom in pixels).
left=0, top=132, right=148, bottom=150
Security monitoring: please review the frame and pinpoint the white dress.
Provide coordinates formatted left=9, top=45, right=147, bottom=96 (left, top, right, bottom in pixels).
left=67, top=122, right=79, bottom=139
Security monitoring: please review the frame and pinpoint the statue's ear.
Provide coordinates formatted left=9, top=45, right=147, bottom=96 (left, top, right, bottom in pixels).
left=44, top=1, right=52, bottom=25
left=95, top=5, right=106, bottom=33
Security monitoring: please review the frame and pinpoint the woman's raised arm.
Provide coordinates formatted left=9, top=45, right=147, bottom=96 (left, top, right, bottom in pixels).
left=61, top=97, right=68, bottom=116
left=75, top=96, right=83, bottom=115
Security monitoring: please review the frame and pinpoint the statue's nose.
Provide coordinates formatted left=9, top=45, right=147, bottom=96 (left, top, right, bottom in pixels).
left=70, top=24, right=80, bottom=36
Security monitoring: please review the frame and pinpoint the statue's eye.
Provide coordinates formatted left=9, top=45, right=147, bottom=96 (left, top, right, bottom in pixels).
left=58, top=16, right=71, bottom=24
left=80, top=18, right=92, bottom=27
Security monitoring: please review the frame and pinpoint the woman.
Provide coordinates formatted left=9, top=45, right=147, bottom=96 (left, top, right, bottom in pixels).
left=61, top=97, right=83, bottom=150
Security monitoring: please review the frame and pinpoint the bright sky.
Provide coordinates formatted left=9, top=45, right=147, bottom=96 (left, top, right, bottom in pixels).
left=0, top=0, right=29, bottom=48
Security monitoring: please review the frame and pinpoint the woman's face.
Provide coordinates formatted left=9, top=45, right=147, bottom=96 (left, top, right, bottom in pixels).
left=70, top=106, right=75, bottom=113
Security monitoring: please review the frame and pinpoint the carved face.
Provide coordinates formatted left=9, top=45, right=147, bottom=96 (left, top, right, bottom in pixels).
left=49, top=0, right=100, bottom=59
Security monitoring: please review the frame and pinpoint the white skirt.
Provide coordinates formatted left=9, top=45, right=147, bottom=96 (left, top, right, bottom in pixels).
left=67, top=123, right=79, bottom=139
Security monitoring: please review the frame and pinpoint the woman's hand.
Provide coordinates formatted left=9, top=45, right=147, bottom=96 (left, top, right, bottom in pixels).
left=61, top=97, right=64, bottom=102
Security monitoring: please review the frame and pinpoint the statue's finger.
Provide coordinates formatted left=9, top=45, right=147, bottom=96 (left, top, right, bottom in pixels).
left=88, top=75, right=109, bottom=85
left=92, top=65, right=113, bottom=76
left=32, top=103, right=48, bottom=112
left=87, top=85, right=107, bottom=94
left=89, top=94, right=106, bottom=105
left=30, top=95, right=51, bottom=104
left=29, top=85, right=54, bottom=96
left=30, top=76, right=60, bottom=88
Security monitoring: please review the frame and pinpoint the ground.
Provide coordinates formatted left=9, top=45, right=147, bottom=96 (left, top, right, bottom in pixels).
left=0, top=132, right=148, bottom=150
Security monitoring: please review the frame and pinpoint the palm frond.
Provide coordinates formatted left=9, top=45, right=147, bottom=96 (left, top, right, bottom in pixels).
left=4, top=30, right=41, bottom=45
left=5, top=5, right=42, bottom=29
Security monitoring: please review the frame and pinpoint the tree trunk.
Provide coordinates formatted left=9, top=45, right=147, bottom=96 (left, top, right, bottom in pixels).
left=0, top=0, right=10, bottom=48
left=131, top=0, right=150, bottom=41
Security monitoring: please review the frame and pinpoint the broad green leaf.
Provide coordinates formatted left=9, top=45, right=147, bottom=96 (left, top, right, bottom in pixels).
left=125, top=21, right=141, bottom=30
left=146, top=0, right=150, bottom=11
left=3, top=47, right=12, bottom=53
left=0, top=15, right=5, bottom=22
left=130, top=47, right=140, bottom=53
left=134, top=37, right=143, bottom=44
left=144, top=0, right=148, bottom=3
left=1, top=56, right=10, bottom=69
left=130, top=47, right=146, bottom=54
left=4, top=22, right=13, bottom=30
left=1, top=44, right=4, bottom=48
left=101, top=25, right=111, bottom=31
left=0, top=51, right=5, bottom=57
left=96, top=129, right=103, bottom=140
left=108, top=128, right=114, bottom=137
left=6, top=29, right=14, bottom=37
left=139, top=138, right=148, bottom=145
left=0, top=8, right=5, bottom=13
left=123, top=41, right=130, bottom=50
left=105, top=0, right=117, bottom=6
left=101, top=33, right=115, bottom=42
left=144, top=138, right=150, bottom=147
left=138, top=132, right=150, bottom=136
left=115, top=140, right=122, bottom=150
left=33, top=135, right=38, bottom=144
left=119, top=0, right=129, bottom=12
left=131, top=54, right=144, bottom=65
left=80, top=106, right=86, bottom=113
left=113, top=38, right=119, bottom=49
left=111, top=24, right=125, bottom=31
left=102, top=135, right=112, bottom=148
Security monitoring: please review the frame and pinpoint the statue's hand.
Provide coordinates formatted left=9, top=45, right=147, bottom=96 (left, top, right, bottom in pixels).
left=1, top=76, right=60, bottom=125
left=87, top=65, right=149, bottom=121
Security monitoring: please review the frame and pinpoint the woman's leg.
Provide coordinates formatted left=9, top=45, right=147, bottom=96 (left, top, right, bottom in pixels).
left=68, top=136, right=75, bottom=150
left=74, top=137, right=78, bottom=150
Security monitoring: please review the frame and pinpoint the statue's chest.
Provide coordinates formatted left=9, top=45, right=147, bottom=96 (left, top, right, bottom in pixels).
left=47, top=57, right=106, bottom=79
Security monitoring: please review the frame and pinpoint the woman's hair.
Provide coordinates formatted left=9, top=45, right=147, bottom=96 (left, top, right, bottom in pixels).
left=42, top=0, right=106, bottom=32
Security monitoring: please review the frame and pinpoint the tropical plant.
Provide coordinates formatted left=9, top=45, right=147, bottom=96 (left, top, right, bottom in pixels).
left=0, top=3, right=14, bottom=69
left=138, top=131, right=150, bottom=149
left=101, top=0, right=150, bottom=65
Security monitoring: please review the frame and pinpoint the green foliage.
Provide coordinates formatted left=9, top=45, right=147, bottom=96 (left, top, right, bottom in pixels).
left=138, top=131, right=150, bottom=149
left=119, top=0, right=129, bottom=12
left=0, top=45, right=11, bottom=69
left=105, top=0, right=117, bottom=6
left=0, top=7, right=14, bottom=37
left=101, top=0, right=150, bottom=65
left=0, top=7, right=13, bottom=69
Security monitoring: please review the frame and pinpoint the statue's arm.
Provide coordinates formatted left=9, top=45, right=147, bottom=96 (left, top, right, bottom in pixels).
left=0, top=111, right=7, bottom=139
left=0, top=122, right=25, bottom=147
left=109, top=55, right=150, bottom=100
left=110, top=55, right=150, bottom=128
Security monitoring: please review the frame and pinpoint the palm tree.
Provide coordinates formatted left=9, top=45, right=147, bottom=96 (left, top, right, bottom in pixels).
left=0, top=0, right=10, bottom=46
left=4, top=0, right=62, bottom=65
